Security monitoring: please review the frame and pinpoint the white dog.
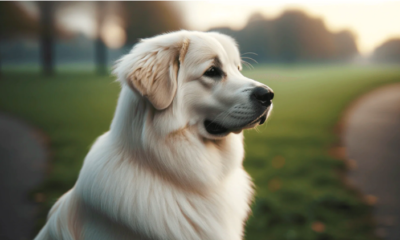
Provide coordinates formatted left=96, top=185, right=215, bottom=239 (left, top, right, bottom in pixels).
left=35, top=30, right=274, bottom=240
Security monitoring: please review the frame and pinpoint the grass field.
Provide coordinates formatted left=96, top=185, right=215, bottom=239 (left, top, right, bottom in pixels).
left=1, top=65, right=400, bottom=240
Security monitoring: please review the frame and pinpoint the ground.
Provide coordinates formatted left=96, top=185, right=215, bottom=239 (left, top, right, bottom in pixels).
left=343, top=83, right=400, bottom=240
left=0, top=114, right=47, bottom=240
left=0, top=64, right=399, bottom=240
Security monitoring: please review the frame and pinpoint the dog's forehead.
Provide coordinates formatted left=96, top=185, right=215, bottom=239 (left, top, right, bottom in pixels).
left=207, top=32, right=241, bottom=64
left=186, top=32, right=241, bottom=67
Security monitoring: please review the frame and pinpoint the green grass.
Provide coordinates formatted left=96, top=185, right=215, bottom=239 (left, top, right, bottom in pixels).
left=1, top=65, right=400, bottom=240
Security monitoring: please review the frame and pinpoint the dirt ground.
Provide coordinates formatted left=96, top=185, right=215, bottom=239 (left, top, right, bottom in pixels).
left=343, top=83, right=400, bottom=240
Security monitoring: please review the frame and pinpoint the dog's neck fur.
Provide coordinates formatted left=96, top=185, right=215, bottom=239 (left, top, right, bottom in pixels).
left=109, top=86, right=244, bottom=192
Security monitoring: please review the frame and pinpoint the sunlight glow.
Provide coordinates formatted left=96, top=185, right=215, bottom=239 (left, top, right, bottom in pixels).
left=101, top=17, right=126, bottom=49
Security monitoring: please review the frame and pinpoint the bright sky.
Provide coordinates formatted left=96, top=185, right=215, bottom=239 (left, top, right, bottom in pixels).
left=178, top=0, right=400, bottom=54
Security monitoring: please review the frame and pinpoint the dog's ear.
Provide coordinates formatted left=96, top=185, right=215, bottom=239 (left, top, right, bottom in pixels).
left=124, top=35, right=190, bottom=110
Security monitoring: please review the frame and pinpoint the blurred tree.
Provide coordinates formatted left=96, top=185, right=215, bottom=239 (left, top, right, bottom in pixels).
left=0, top=2, right=39, bottom=77
left=333, top=30, right=359, bottom=59
left=89, top=1, right=183, bottom=74
left=272, top=11, right=335, bottom=62
left=39, top=1, right=54, bottom=76
left=120, top=2, right=185, bottom=45
left=239, top=14, right=275, bottom=62
left=95, top=2, right=107, bottom=75
left=373, top=38, right=400, bottom=63
left=0, top=2, right=38, bottom=36
left=210, top=10, right=359, bottom=63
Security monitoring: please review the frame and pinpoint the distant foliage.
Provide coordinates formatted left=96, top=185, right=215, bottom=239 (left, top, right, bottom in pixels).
left=120, top=2, right=185, bottom=45
left=373, top=38, right=400, bottom=63
left=0, top=2, right=38, bottom=38
left=210, top=10, right=359, bottom=63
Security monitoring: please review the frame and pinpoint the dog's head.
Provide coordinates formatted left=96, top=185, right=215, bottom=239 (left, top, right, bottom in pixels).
left=115, top=30, right=274, bottom=140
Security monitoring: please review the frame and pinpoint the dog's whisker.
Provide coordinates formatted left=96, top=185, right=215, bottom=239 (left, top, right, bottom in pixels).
left=215, top=111, right=232, bottom=125
left=241, top=60, right=254, bottom=70
left=244, top=60, right=255, bottom=69
left=241, top=56, right=258, bottom=64
left=241, top=61, right=249, bottom=69
left=207, top=111, right=229, bottom=127
left=241, top=52, right=258, bottom=56
left=220, top=111, right=235, bottom=126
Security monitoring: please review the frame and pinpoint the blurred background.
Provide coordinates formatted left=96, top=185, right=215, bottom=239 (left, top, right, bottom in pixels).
left=1, top=1, right=400, bottom=240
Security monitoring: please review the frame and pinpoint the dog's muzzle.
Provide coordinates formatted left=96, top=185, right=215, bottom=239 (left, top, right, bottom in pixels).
left=204, top=86, right=274, bottom=135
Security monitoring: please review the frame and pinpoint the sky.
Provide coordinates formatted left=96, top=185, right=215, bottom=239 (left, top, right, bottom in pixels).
left=178, top=0, right=400, bottom=55
left=20, top=1, right=400, bottom=54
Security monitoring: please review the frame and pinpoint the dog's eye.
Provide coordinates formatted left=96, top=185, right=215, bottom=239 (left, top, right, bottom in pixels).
left=203, top=67, right=222, bottom=78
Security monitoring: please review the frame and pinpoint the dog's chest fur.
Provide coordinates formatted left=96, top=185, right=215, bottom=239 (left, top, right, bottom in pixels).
left=70, top=130, right=254, bottom=240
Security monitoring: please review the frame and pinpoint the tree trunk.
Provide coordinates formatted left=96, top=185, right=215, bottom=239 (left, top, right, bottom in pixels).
left=0, top=47, right=2, bottom=78
left=95, top=2, right=107, bottom=75
left=39, top=2, right=54, bottom=76
left=95, top=37, right=107, bottom=75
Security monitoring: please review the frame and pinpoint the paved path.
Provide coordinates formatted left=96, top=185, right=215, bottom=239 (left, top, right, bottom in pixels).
left=0, top=114, right=48, bottom=240
left=343, top=83, right=400, bottom=240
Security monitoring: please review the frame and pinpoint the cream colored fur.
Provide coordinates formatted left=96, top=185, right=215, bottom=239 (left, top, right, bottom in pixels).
left=35, top=30, right=273, bottom=240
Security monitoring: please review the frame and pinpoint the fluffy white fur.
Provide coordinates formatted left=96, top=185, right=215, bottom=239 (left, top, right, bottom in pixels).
left=35, top=30, right=273, bottom=240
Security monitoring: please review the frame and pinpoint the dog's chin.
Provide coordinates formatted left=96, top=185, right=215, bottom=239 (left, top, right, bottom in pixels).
left=203, top=112, right=268, bottom=138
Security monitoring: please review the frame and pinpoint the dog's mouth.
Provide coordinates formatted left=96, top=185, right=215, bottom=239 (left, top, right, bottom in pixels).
left=204, top=114, right=267, bottom=135
left=204, top=120, right=229, bottom=135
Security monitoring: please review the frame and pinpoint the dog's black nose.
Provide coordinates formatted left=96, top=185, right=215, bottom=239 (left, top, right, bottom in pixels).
left=251, top=87, right=274, bottom=107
